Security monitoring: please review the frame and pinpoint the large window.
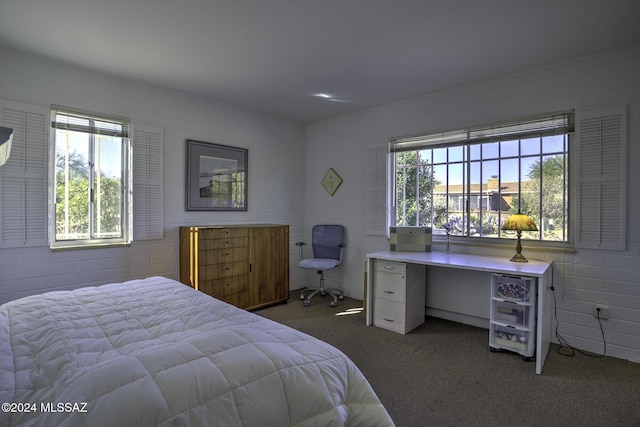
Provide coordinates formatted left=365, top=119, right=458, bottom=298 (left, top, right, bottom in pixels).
left=391, top=112, right=574, bottom=243
left=50, top=108, right=131, bottom=248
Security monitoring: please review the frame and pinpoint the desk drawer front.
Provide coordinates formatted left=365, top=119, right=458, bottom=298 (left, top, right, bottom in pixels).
left=374, top=260, right=406, bottom=275
left=492, top=275, right=535, bottom=304
left=373, top=271, right=406, bottom=303
left=373, top=299, right=405, bottom=333
left=490, top=324, right=534, bottom=356
left=492, top=300, right=533, bottom=329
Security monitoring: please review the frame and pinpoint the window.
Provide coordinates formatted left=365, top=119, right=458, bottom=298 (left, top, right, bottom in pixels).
left=390, top=112, right=574, bottom=243
left=0, top=99, right=162, bottom=249
left=50, top=108, right=131, bottom=248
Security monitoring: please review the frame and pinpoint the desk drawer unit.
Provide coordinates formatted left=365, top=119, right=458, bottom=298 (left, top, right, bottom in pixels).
left=489, top=274, right=536, bottom=359
left=372, top=260, right=426, bottom=334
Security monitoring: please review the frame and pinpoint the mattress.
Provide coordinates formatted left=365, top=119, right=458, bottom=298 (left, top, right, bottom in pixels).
left=0, top=276, right=394, bottom=426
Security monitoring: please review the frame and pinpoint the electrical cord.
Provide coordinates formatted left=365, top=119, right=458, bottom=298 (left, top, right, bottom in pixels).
left=550, top=266, right=607, bottom=358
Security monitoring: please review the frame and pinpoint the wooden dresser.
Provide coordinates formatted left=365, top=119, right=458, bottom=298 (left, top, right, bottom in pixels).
left=179, top=224, right=289, bottom=310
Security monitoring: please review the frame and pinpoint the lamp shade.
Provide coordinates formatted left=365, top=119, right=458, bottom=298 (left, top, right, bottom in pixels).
left=501, top=213, right=537, bottom=262
left=501, top=213, right=538, bottom=232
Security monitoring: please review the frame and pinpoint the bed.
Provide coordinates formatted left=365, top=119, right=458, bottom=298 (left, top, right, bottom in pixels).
left=0, top=276, right=394, bottom=427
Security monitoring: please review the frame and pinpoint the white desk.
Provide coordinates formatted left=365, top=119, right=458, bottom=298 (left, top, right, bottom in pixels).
left=366, top=251, right=553, bottom=375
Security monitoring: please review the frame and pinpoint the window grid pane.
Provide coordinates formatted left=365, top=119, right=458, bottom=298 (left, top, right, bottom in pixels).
left=93, top=135, right=123, bottom=238
left=55, top=129, right=90, bottom=240
left=393, top=135, right=569, bottom=243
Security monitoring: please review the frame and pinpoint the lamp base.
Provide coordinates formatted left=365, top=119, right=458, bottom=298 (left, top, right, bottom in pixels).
left=509, top=233, right=528, bottom=262
left=509, top=253, right=528, bottom=263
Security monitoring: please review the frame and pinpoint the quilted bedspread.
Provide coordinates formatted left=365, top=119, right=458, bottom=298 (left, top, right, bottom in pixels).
left=0, top=276, right=393, bottom=426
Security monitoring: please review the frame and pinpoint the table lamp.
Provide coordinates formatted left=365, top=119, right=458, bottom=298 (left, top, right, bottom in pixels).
left=501, top=213, right=538, bottom=262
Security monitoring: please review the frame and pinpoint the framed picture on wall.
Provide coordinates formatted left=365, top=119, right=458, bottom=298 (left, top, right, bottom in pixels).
left=186, top=139, right=248, bottom=211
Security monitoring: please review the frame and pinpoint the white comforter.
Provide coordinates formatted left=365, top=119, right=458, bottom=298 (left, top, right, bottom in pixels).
left=0, top=276, right=393, bottom=427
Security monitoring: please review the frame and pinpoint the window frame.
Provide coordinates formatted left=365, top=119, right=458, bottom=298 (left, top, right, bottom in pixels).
left=49, top=107, right=132, bottom=249
left=389, top=111, right=574, bottom=247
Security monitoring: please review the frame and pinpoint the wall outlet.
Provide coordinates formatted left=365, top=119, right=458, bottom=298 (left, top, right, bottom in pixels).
left=594, top=304, right=610, bottom=320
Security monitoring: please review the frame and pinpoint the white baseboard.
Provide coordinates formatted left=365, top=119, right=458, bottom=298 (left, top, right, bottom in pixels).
left=426, top=307, right=490, bottom=330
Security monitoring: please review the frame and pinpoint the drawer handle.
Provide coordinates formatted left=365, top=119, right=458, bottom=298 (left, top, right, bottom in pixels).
left=383, top=318, right=395, bottom=322
left=383, top=266, right=395, bottom=270
left=222, top=252, right=230, bottom=256
left=383, top=290, right=395, bottom=294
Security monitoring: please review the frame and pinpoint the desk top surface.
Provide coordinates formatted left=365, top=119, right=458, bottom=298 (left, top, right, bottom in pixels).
left=367, top=250, right=551, bottom=277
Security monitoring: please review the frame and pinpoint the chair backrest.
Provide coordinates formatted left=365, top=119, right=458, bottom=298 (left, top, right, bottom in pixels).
left=311, top=225, right=344, bottom=260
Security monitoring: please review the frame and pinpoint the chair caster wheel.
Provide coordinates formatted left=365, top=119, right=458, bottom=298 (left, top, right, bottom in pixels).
left=330, top=301, right=337, bottom=308
left=303, top=300, right=311, bottom=307
left=338, top=295, right=344, bottom=300
left=300, top=293, right=305, bottom=300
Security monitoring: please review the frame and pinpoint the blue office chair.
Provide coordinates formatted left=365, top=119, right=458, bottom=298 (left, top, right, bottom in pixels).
left=296, top=225, right=345, bottom=307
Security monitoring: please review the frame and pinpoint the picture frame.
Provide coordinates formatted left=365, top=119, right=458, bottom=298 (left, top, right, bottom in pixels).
left=321, top=167, right=343, bottom=196
left=186, top=139, right=248, bottom=211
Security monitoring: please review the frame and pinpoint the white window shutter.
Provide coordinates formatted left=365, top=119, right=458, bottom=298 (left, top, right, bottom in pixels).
left=132, top=123, right=163, bottom=240
left=0, top=99, right=48, bottom=248
left=366, top=146, right=388, bottom=236
left=575, top=106, right=626, bottom=250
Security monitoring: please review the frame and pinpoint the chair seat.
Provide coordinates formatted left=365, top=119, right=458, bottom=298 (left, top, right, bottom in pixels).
left=299, top=258, right=341, bottom=270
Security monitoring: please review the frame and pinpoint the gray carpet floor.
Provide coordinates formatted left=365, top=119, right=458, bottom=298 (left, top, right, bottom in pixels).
left=255, top=294, right=640, bottom=427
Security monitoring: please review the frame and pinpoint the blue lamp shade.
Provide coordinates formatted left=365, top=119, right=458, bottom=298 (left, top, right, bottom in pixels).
left=0, top=126, right=14, bottom=167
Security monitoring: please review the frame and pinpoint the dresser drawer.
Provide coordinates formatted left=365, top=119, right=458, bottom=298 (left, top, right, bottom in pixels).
left=199, top=228, right=249, bottom=240
left=373, top=270, right=406, bottom=303
left=199, top=247, right=249, bottom=264
left=216, top=291, right=249, bottom=308
left=373, top=298, right=405, bottom=333
left=199, top=275, right=249, bottom=298
left=200, top=261, right=249, bottom=280
left=198, top=237, right=249, bottom=250
left=373, top=260, right=406, bottom=275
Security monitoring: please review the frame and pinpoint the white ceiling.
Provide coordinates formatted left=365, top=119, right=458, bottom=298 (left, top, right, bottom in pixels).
left=1, top=0, right=640, bottom=123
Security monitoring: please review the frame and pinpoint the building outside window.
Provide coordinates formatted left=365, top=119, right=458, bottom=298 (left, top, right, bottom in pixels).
left=391, top=112, right=573, bottom=243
